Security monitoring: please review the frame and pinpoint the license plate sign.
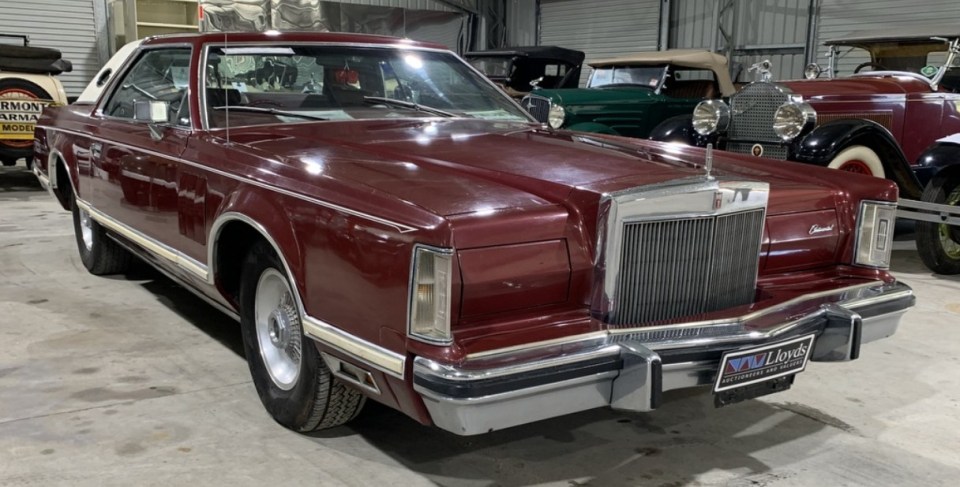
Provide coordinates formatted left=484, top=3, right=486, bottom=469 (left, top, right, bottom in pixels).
left=714, top=334, right=816, bottom=393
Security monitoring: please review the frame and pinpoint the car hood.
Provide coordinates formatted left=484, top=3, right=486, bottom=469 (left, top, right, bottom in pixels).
left=533, top=87, right=658, bottom=105
left=780, top=76, right=932, bottom=99
left=227, top=119, right=890, bottom=220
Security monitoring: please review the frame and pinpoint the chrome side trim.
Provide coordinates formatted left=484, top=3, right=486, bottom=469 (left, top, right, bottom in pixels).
left=108, top=235, right=242, bottom=322
left=35, top=125, right=417, bottom=235
left=208, top=212, right=406, bottom=379
left=306, top=317, right=405, bottom=379
left=75, top=198, right=209, bottom=281
left=33, top=165, right=51, bottom=190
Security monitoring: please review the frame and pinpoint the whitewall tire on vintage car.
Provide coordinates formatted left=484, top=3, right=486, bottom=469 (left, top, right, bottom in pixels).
left=239, top=241, right=366, bottom=432
left=916, top=173, right=960, bottom=275
left=826, top=145, right=886, bottom=178
left=71, top=197, right=132, bottom=275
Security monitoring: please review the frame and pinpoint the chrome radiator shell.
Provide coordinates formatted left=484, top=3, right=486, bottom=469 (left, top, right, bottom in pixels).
left=593, top=178, right=769, bottom=326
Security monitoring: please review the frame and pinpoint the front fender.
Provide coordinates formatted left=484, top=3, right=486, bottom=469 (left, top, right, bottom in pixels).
left=565, top=121, right=619, bottom=135
left=648, top=114, right=715, bottom=146
left=914, top=139, right=960, bottom=187
left=793, top=119, right=923, bottom=200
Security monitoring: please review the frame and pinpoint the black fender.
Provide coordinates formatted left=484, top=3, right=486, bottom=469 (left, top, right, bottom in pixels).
left=792, top=119, right=924, bottom=200
left=914, top=141, right=960, bottom=188
left=648, top=114, right=716, bottom=147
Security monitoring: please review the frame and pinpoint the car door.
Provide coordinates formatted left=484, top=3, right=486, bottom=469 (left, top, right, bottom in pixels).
left=88, top=47, right=193, bottom=260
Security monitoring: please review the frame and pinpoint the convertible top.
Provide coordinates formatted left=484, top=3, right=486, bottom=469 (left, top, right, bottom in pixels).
left=825, top=26, right=960, bottom=46
left=464, top=46, right=585, bottom=67
left=588, top=49, right=735, bottom=96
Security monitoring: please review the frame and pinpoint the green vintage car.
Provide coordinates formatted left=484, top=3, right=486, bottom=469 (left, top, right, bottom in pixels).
left=521, top=49, right=735, bottom=137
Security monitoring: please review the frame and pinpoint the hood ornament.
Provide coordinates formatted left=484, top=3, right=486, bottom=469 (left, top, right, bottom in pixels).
left=749, top=59, right=774, bottom=82
left=705, top=143, right=715, bottom=180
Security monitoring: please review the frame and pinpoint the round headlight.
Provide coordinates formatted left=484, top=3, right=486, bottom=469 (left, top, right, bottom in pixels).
left=692, top=100, right=730, bottom=136
left=547, top=104, right=565, bottom=129
left=803, top=63, right=822, bottom=80
left=773, top=102, right=817, bottom=141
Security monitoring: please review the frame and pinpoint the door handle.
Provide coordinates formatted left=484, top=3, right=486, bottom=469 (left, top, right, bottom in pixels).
left=90, top=142, right=102, bottom=159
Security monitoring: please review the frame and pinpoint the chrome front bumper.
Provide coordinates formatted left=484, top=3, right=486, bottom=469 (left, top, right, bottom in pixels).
left=413, top=281, right=914, bottom=435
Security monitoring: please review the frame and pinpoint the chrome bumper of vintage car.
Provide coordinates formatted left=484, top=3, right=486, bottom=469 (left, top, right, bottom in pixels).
left=413, top=280, right=914, bottom=435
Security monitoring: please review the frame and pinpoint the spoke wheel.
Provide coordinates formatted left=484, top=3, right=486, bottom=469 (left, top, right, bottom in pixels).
left=254, top=269, right=302, bottom=390
left=239, top=241, right=366, bottom=432
left=917, top=172, right=960, bottom=274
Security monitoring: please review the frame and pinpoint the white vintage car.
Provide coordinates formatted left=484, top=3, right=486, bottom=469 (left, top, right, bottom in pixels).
left=0, top=34, right=72, bottom=168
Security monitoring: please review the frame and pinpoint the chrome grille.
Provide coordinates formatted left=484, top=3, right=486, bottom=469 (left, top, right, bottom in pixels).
left=520, top=94, right=551, bottom=123
left=726, top=141, right=789, bottom=160
left=609, top=209, right=765, bottom=325
left=728, top=82, right=789, bottom=143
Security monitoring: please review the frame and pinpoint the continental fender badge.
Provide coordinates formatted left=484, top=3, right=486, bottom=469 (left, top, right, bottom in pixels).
left=751, top=144, right=764, bottom=157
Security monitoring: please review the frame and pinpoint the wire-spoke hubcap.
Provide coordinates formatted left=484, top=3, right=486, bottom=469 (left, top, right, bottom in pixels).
left=939, top=188, right=960, bottom=259
left=79, top=208, right=94, bottom=251
left=255, top=269, right=302, bottom=390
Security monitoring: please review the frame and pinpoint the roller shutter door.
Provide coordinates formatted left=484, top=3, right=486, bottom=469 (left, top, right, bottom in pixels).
left=816, top=0, right=960, bottom=76
left=0, top=0, right=100, bottom=97
left=540, top=0, right=662, bottom=87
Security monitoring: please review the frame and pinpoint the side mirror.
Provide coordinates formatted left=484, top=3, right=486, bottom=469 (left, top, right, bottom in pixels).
left=133, top=100, right=170, bottom=124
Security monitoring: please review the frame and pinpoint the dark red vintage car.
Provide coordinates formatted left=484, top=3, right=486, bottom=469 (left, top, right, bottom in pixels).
left=33, top=32, right=914, bottom=436
left=654, top=29, right=960, bottom=274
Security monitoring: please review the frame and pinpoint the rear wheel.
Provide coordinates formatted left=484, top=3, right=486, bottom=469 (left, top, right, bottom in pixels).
left=239, top=241, right=365, bottom=432
left=827, top=145, right=886, bottom=178
left=916, top=173, right=960, bottom=274
left=71, top=197, right=132, bottom=275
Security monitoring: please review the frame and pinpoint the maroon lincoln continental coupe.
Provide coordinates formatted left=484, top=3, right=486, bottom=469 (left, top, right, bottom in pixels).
left=32, top=32, right=914, bottom=435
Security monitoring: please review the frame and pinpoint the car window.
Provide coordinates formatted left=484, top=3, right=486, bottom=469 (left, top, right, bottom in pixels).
left=103, top=48, right=192, bottom=126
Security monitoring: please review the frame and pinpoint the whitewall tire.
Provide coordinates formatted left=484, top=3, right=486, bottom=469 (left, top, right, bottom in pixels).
left=826, top=145, right=885, bottom=178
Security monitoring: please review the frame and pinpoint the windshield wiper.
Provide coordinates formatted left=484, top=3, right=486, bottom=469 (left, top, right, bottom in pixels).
left=363, top=96, right=457, bottom=118
left=212, top=105, right=329, bottom=121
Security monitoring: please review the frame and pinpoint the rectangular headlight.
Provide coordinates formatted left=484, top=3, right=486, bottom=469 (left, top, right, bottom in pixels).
left=855, top=200, right=897, bottom=268
left=408, top=245, right=454, bottom=344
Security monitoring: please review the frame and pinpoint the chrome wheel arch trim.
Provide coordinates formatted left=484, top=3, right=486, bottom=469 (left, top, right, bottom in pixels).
left=208, top=212, right=406, bottom=379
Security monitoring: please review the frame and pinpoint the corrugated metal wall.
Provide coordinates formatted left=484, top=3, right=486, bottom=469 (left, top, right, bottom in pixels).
left=539, top=0, right=662, bottom=87
left=0, top=0, right=103, bottom=96
left=815, top=0, right=960, bottom=76
left=670, top=0, right=810, bottom=82
left=200, top=0, right=467, bottom=50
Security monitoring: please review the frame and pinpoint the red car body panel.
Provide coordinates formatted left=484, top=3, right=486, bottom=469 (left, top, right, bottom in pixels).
left=782, top=76, right=960, bottom=163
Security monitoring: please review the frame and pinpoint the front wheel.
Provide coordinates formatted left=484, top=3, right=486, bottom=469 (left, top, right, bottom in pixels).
left=826, top=145, right=886, bottom=178
left=239, top=242, right=366, bottom=432
left=916, top=173, right=960, bottom=274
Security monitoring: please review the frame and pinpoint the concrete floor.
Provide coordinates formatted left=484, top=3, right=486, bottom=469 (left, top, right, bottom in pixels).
left=1, top=162, right=959, bottom=487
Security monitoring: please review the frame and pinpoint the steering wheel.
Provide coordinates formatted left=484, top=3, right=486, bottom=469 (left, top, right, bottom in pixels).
left=854, top=62, right=888, bottom=74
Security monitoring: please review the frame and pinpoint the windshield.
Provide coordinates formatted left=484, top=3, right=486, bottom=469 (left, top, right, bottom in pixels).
left=467, top=56, right=512, bottom=78
left=587, top=65, right=665, bottom=89
left=834, top=41, right=959, bottom=77
left=204, top=45, right=531, bottom=128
